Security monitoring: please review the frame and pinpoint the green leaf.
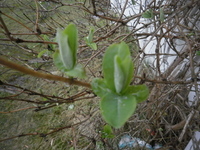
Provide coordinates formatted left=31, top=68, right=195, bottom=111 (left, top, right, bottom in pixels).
left=88, top=43, right=97, bottom=50
left=101, top=92, right=137, bottom=128
left=65, top=64, right=86, bottom=79
left=142, top=9, right=154, bottom=19
left=101, top=124, right=115, bottom=138
left=103, top=44, right=120, bottom=92
left=56, top=23, right=78, bottom=70
left=69, top=147, right=74, bottom=150
left=53, top=50, right=68, bottom=72
left=187, top=32, right=195, bottom=36
left=103, top=42, right=133, bottom=93
left=85, top=28, right=93, bottom=44
left=114, top=56, right=125, bottom=93
left=131, top=0, right=136, bottom=5
left=37, top=49, right=48, bottom=58
left=103, top=124, right=113, bottom=135
left=160, top=8, right=164, bottom=23
left=91, top=78, right=111, bottom=97
left=41, top=34, right=50, bottom=41
left=125, top=85, right=149, bottom=103
left=53, top=50, right=85, bottom=78
left=41, top=34, right=55, bottom=50
left=63, top=23, right=78, bottom=61
left=87, top=28, right=94, bottom=43
left=56, top=29, right=74, bottom=70
left=120, top=55, right=134, bottom=93
left=196, top=51, right=200, bottom=56
left=85, top=28, right=97, bottom=50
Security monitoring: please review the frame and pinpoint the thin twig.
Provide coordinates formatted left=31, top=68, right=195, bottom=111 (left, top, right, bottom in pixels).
left=178, top=110, right=195, bottom=142
left=0, top=117, right=89, bottom=142
left=0, top=106, right=37, bottom=114
left=0, top=56, right=91, bottom=88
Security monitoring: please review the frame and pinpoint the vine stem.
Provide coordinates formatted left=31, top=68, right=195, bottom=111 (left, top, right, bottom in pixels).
left=0, top=56, right=91, bottom=88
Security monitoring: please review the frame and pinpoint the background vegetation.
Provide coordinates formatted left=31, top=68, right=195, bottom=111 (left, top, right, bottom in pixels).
left=0, top=0, right=199, bottom=149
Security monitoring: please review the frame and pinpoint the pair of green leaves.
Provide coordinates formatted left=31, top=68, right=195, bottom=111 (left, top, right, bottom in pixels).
left=53, top=24, right=85, bottom=78
left=103, top=42, right=133, bottom=94
left=92, top=42, right=149, bottom=128
left=85, top=28, right=97, bottom=50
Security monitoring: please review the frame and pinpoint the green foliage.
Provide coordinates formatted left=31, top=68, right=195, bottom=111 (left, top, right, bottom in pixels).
left=56, top=24, right=77, bottom=70
left=91, top=78, right=111, bottom=98
left=92, top=42, right=149, bottom=128
left=53, top=24, right=149, bottom=128
left=37, top=34, right=55, bottom=58
left=37, top=49, right=48, bottom=58
left=89, top=43, right=97, bottom=50
left=102, top=42, right=133, bottom=94
left=125, top=85, right=149, bottom=103
left=86, top=27, right=94, bottom=44
left=187, top=32, right=195, bottom=36
left=101, top=124, right=115, bottom=138
left=64, top=63, right=86, bottom=78
left=160, top=8, right=164, bottom=23
left=41, top=34, right=56, bottom=50
left=53, top=24, right=86, bottom=78
left=85, top=27, right=97, bottom=50
left=101, top=92, right=137, bottom=128
left=131, top=0, right=136, bottom=5
left=95, top=141, right=104, bottom=149
left=196, top=51, right=200, bottom=55
left=142, top=9, right=154, bottom=19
